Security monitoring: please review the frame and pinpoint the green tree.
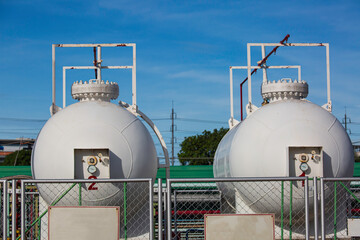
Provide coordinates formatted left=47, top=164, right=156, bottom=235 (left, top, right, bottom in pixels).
left=2, top=149, right=32, bottom=166
left=178, top=128, right=228, bottom=165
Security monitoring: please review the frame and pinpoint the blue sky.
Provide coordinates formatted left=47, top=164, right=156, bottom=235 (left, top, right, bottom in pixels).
left=1, top=0, right=360, bottom=162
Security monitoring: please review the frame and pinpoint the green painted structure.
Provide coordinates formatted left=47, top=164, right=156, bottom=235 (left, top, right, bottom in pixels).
left=0, top=163, right=359, bottom=179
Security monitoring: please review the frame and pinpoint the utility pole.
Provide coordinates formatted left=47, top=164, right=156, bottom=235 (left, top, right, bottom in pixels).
left=342, top=107, right=351, bottom=134
left=170, top=101, right=176, bottom=166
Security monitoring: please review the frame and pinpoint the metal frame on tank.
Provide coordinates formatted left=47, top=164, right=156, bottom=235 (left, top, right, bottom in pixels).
left=229, top=43, right=331, bottom=129
left=50, top=43, right=170, bottom=178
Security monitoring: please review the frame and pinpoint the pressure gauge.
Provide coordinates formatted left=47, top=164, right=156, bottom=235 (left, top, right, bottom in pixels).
left=299, top=162, right=309, bottom=172
left=299, top=154, right=309, bottom=163
left=87, top=165, right=97, bottom=174
left=87, top=156, right=98, bottom=166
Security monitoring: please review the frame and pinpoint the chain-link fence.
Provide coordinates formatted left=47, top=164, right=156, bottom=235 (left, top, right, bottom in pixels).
left=18, top=179, right=153, bottom=240
left=320, top=177, right=360, bottom=240
left=166, top=177, right=310, bottom=240
left=1, top=177, right=360, bottom=240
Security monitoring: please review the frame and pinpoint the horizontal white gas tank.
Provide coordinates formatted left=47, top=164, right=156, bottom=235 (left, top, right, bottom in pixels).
left=214, top=99, right=354, bottom=179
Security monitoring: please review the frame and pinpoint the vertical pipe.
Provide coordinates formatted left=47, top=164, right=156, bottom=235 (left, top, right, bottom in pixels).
left=132, top=45, right=137, bottom=108
left=158, top=179, right=163, bottom=240
left=97, top=46, right=102, bottom=81
left=281, top=181, right=284, bottom=240
left=52, top=44, right=56, bottom=111
left=149, top=179, right=154, bottom=240
left=173, top=191, right=177, bottom=238
left=320, top=178, right=325, bottom=240
left=78, top=183, right=82, bottom=206
left=240, top=83, right=243, bottom=121
left=166, top=179, right=172, bottom=240
left=247, top=44, right=252, bottom=112
left=325, top=44, right=331, bottom=109
left=261, top=45, right=268, bottom=83
left=334, top=181, right=337, bottom=239
left=229, top=67, right=234, bottom=126
left=289, top=181, right=293, bottom=240
left=304, top=177, right=309, bottom=240
left=3, top=181, right=8, bottom=239
left=297, top=66, right=302, bottom=82
left=63, top=68, right=66, bottom=108
left=313, top=177, right=318, bottom=240
left=11, top=180, right=16, bottom=240
left=124, top=182, right=127, bottom=240
left=20, top=181, right=25, bottom=240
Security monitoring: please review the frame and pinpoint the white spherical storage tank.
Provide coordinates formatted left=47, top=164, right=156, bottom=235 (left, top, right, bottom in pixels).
left=214, top=74, right=354, bottom=234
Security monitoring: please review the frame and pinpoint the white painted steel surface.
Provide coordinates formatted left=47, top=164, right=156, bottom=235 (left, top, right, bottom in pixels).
left=214, top=99, right=353, bottom=178
left=32, top=100, right=157, bottom=181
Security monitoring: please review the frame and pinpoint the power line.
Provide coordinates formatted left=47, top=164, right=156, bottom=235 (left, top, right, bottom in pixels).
left=0, top=117, right=46, bottom=122
left=177, top=118, right=227, bottom=124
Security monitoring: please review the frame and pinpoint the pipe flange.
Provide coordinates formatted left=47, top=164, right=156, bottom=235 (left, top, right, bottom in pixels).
left=72, top=79, right=119, bottom=102
left=261, top=78, right=308, bottom=103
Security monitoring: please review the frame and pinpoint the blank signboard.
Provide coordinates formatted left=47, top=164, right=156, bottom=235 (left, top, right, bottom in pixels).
left=205, top=214, right=275, bottom=240
left=48, top=206, right=119, bottom=240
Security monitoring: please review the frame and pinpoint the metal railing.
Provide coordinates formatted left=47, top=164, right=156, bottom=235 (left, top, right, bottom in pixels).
left=166, top=177, right=309, bottom=240
left=1, top=177, right=360, bottom=239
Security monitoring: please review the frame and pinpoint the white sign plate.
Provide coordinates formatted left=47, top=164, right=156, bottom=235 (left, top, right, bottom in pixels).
left=49, top=206, right=119, bottom=240
left=205, top=214, right=275, bottom=240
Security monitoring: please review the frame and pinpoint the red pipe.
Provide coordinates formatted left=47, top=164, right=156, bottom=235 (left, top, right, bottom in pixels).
left=240, top=34, right=290, bottom=121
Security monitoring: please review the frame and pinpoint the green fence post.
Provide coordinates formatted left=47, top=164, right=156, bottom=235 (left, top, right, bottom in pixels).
left=78, top=183, right=82, bottom=206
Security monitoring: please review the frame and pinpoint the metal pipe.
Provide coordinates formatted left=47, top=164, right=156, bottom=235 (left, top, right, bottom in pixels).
left=11, top=180, right=16, bottom=240
left=158, top=179, right=163, bottom=240
left=168, top=177, right=307, bottom=183
left=320, top=178, right=325, bottom=240
left=52, top=44, right=56, bottom=114
left=149, top=179, right=154, bottom=240
left=248, top=43, right=326, bottom=47
left=2, top=180, right=8, bottom=239
left=174, top=191, right=177, bottom=238
left=22, top=178, right=152, bottom=184
left=64, top=66, right=133, bottom=70
left=325, top=44, right=331, bottom=111
left=313, top=177, right=318, bottom=240
left=55, top=43, right=136, bottom=47
left=20, top=181, right=25, bottom=240
left=246, top=43, right=252, bottom=113
left=132, top=45, right=137, bottom=108
left=261, top=45, right=268, bottom=83
left=304, top=177, right=309, bottom=240
left=97, top=46, right=102, bottom=81
left=230, top=67, right=234, bottom=125
left=63, top=67, right=66, bottom=108
left=166, top=179, right=172, bottom=240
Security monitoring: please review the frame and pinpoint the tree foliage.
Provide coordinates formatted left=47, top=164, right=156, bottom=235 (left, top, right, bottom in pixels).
left=178, top=128, right=228, bottom=165
left=2, top=149, right=32, bottom=166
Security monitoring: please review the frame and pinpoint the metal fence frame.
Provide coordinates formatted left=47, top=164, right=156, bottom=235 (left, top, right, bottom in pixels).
left=319, top=177, right=360, bottom=240
left=166, top=177, right=309, bottom=240
left=2, top=176, right=360, bottom=239
left=19, top=178, right=154, bottom=240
